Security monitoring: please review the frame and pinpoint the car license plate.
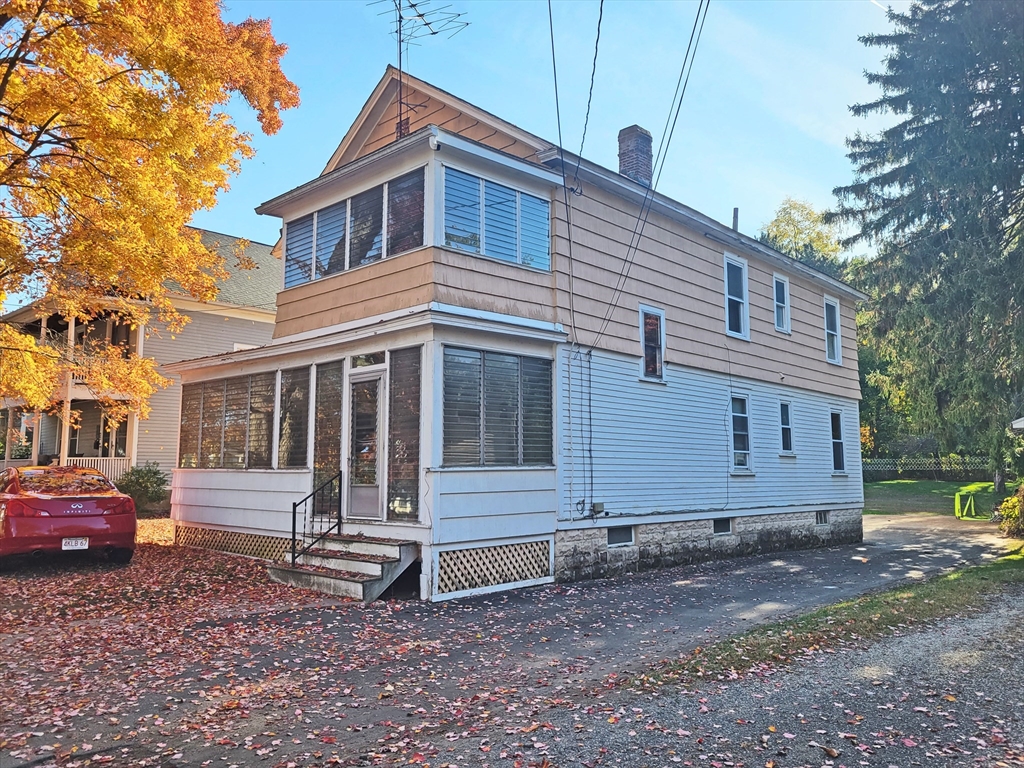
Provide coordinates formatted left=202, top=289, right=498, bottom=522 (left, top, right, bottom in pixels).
left=62, top=537, right=88, bottom=550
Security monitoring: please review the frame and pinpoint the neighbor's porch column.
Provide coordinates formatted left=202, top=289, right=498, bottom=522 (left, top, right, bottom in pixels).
left=58, top=317, right=75, bottom=466
left=30, top=411, right=40, bottom=464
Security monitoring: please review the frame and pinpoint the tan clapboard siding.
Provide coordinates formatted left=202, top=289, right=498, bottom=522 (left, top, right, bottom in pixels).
left=138, top=310, right=275, bottom=472
left=272, top=248, right=437, bottom=338
left=433, top=248, right=557, bottom=324
left=358, top=87, right=540, bottom=163
left=551, top=185, right=860, bottom=400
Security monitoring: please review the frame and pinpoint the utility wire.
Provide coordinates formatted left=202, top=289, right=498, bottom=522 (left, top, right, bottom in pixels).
left=569, top=0, right=605, bottom=196
left=591, top=0, right=710, bottom=348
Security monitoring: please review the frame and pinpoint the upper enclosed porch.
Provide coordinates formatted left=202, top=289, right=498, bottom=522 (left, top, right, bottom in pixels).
left=258, top=126, right=561, bottom=340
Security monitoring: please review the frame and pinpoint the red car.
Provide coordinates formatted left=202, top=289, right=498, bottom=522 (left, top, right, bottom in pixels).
left=0, top=466, right=136, bottom=564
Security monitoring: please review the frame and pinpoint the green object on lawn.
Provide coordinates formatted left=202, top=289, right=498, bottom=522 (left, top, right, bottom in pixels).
left=954, top=492, right=989, bottom=520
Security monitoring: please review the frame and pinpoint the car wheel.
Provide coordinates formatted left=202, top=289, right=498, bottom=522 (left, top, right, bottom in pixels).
left=109, top=548, right=134, bottom=565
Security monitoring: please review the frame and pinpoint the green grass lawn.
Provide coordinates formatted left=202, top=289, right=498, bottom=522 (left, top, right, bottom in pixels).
left=863, top=478, right=1018, bottom=516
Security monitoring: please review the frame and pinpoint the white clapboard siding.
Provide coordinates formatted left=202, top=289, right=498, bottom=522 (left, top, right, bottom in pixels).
left=559, top=347, right=863, bottom=519
left=172, top=469, right=313, bottom=538
left=434, top=467, right=557, bottom=545
left=138, top=310, right=274, bottom=472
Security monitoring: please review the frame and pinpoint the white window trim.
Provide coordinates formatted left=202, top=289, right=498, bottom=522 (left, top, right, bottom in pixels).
left=779, top=399, right=795, bottom=456
left=729, top=393, right=752, bottom=472
left=638, top=304, right=666, bottom=381
left=830, top=408, right=847, bottom=475
left=724, top=253, right=749, bottom=340
left=773, top=274, right=791, bottom=334
left=824, top=295, right=842, bottom=364
left=441, top=163, right=551, bottom=271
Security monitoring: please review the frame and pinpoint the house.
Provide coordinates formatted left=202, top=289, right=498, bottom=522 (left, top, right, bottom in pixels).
left=0, top=229, right=278, bottom=482
left=167, top=67, right=866, bottom=601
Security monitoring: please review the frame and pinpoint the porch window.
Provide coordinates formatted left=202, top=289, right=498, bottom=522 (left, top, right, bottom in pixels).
left=442, top=347, right=553, bottom=467
left=387, top=347, right=421, bottom=520
left=178, top=371, right=277, bottom=469
left=313, top=360, right=345, bottom=487
left=283, top=168, right=425, bottom=289
left=443, top=167, right=551, bottom=270
left=277, top=367, right=310, bottom=468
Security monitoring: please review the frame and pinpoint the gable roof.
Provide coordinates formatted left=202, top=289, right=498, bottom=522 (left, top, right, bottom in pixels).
left=322, top=65, right=553, bottom=172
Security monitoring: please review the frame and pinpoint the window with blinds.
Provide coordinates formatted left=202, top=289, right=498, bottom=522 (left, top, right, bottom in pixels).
left=282, top=168, right=425, bottom=288
left=387, top=347, right=421, bottom=520
left=443, top=167, right=551, bottom=270
left=178, top=371, right=278, bottom=469
left=442, top=347, right=552, bottom=467
left=278, top=367, right=310, bottom=468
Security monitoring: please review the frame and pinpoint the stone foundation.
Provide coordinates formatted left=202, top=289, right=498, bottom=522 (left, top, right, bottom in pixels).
left=554, top=508, right=862, bottom=583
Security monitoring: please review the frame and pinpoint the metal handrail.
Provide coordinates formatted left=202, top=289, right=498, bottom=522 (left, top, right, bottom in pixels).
left=290, top=470, right=344, bottom=565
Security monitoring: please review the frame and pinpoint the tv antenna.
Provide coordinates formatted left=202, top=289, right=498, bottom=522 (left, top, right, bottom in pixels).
left=372, top=0, right=469, bottom=138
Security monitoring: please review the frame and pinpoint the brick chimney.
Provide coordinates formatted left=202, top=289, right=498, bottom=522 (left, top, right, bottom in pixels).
left=618, top=125, right=653, bottom=186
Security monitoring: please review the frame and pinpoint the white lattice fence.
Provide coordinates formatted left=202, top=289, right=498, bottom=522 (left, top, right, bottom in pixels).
left=437, top=540, right=551, bottom=595
left=863, top=456, right=991, bottom=472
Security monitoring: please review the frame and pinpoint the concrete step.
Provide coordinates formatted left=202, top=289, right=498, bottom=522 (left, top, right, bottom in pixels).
left=317, top=533, right=417, bottom=560
left=298, top=548, right=395, bottom=577
left=267, top=563, right=378, bottom=601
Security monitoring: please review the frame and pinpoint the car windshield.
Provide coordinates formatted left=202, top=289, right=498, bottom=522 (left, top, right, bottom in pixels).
left=17, top=469, right=116, bottom=495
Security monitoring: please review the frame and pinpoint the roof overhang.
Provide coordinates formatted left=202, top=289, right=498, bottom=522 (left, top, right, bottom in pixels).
left=257, top=126, right=562, bottom=221
left=538, top=150, right=868, bottom=303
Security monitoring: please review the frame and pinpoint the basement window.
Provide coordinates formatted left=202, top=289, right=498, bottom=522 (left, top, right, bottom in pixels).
left=816, top=510, right=830, bottom=526
left=607, top=526, right=634, bottom=547
left=712, top=518, right=732, bottom=535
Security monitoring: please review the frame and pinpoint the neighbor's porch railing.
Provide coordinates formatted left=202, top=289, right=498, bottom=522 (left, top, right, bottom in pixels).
left=66, top=456, right=132, bottom=483
left=0, top=459, right=33, bottom=471
left=291, top=470, right=344, bottom=565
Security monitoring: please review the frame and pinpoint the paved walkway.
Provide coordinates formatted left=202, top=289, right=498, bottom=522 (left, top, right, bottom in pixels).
left=2, top=514, right=1015, bottom=767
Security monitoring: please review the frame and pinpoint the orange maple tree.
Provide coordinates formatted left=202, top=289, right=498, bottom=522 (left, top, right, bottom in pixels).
left=0, top=0, right=299, bottom=423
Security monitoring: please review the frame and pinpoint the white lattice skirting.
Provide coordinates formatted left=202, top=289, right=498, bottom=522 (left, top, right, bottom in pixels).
left=175, top=524, right=291, bottom=561
left=437, top=540, right=551, bottom=595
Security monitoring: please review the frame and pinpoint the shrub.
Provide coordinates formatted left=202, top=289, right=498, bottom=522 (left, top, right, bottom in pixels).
left=997, top=486, right=1024, bottom=538
left=116, top=462, right=168, bottom=507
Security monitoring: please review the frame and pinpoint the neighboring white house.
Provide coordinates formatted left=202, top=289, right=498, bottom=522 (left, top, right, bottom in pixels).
left=167, top=68, right=866, bottom=602
left=0, top=229, right=279, bottom=482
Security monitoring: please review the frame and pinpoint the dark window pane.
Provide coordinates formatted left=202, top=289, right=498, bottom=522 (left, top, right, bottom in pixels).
left=387, top=168, right=425, bottom=256
left=352, top=352, right=385, bottom=367
left=782, top=427, right=793, bottom=453
left=521, top=357, right=553, bottom=465
left=388, top=347, right=421, bottom=520
left=444, top=168, right=481, bottom=252
left=284, top=214, right=313, bottom=288
left=350, top=380, right=379, bottom=484
left=200, top=381, right=225, bottom=468
left=726, top=261, right=744, bottom=300
left=442, top=348, right=482, bottom=465
left=483, top=352, right=520, bottom=465
left=350, top=184, right=384, bottom=267
left=278, top=367, right=310, bottom=468
left=222, top=376, right=249, bottom=469
left=520, top=193, right=550, bottom=270
left=830, top=411, right=843, bottom=440
left=643, top=311, right=662, bottom=378
left=775, top=279, right=787, bottom=305
left=313, top=361, right=344, bottom=487
left=178, top=384, right=202, bottom=468
left=833, top=441, right=845, bottom=471
left=315, top=199, right=347, bottom=279
left=484, top=180, right=517, bottom=263
left=727, top=297, right=743, bottom=335
left=247, top=373, right=275, bottom=468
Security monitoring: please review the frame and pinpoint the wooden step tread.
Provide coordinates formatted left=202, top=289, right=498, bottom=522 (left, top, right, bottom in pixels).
left=304, top=547, right=398, bottom=564
left=321, top=533, right=418, bottom=546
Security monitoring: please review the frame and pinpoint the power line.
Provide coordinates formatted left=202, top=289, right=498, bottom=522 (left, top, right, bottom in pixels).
left=591, top=0, right=710, bottom=348
left=569, top=0, right=605, bottom=196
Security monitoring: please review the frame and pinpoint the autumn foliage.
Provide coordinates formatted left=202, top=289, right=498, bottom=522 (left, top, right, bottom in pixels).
left=0, top=0, right=298, bottom=418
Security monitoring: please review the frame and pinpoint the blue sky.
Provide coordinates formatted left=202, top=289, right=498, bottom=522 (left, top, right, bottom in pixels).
left=194, top=0, right=907, bottom=252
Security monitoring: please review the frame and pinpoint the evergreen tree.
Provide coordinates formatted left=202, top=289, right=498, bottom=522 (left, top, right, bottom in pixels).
left=830, top=0, right=1023, bottom=488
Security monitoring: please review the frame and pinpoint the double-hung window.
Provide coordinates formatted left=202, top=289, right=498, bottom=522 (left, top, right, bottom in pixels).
left=442, top=347, right=553, bottom=467
left=639, top=305, right=665, bottom=380
left=830, top=410, right=845, bottom=472
left=283, top=168, right=425, bottom=288
left=724, top=254, right=748, bottom=339
left=731, top=396, right=751, bottom=470
left=773, top=275, right=790, bottom=333
left=780, top=401, right=793, bottom=454
left=824, top=297, right=841, bottom=364
left=443, top=167, right=551, bottom=270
